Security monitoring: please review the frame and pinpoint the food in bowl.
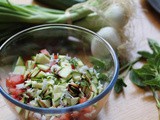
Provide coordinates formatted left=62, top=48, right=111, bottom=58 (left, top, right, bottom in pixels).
left=6, top=49, right=110, bottom=119
left=0, top=24, right=119, bottom=120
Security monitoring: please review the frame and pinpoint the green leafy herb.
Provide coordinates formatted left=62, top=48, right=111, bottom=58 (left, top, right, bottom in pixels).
left=90, top=57, right=108, bottom=73
left=138, top=38, right=160, bottom=59
left=114, top=77, right=127, bottom=93
left=98, top=73, right=109, bottom=81
left=114, top=57, right=140, bottom=93
left=130, top=70, right=145, bottom=87
left=129, top=38, right=160, bottom=119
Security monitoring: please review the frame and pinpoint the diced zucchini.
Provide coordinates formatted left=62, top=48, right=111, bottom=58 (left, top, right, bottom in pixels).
left=86, top=70, right=92, bottom=79
left=62, top=98, right=68, bottom=106
left=29, top=100, right=39, bottom=107
left=77, top=59, right=84, bottom=67
left=37, top=64, right=50, bottom=71
left=30, top=67, right=40, bottom=77
left=35, top=53, right=50, bottom=64
left=16, top=56, right=24, bottom=66
left=58, top=55, right=66, bottom=59
left=36, top=71, right=46, bottom=78
left=44, top=86, right=52, bottom=96
left=13, top=66, right=26, bottom=75
left=53, top=93, right=62, bottom=101
left=52, top=98, right=60, bottom=107
left=70, top=97, right=79, bottom=106
left=15, top=98, right=25, bottom=113
left=25, top=80, right=32, bottom=87
left=88, top=92, right=95, bottom=100
left=24, top=70, right=30, bottom=79
left=53, top=85, right=66, bottom=93
left=26, top=60, right=35, bottom=70
left=25, top=110, right=29, bottom=120
left=32, top=81, right=42, bottom=88
left=32, top=56, right=36, bottom=61
left=38, top=100, right=51, bottom=108
left=91, top=83, right=97, bottom=93
left=72, top=72, right=81, bottom=81
left=51, top=64, right=61, bottom=73
left=92, top=76, right=98, bottom=84
left=60, top=61, right=71, bottom=68
left=15, top=106, right=22, bottom=113
left=58, top=67, right=72, bottom=78
left=67, top=97, right=79, bottom=106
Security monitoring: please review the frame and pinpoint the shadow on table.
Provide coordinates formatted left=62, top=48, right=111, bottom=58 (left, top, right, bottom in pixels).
left=140, top=0, right=160, bottom=30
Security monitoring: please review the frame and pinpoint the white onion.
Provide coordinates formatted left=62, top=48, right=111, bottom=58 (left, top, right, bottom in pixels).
left=105, top=4, right=127, bottom=28
left=91, top=27, right=121, bottom=58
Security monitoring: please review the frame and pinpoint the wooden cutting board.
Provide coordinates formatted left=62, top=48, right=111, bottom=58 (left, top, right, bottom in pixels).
left=1, top=0, right=160, bottom=120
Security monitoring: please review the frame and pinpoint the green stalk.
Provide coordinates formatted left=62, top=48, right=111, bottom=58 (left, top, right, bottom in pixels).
left=0, top=0, right=96, bottom=23
left=151, top=87, right=160, bottom=120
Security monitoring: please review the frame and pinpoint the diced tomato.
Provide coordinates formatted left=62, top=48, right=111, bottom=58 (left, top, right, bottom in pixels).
left=79, top=97, right=87, bottom=103
left=9, top=88, right=24, bottom=97
left=82, top=106, right=95, bottom=113
left=54, top=55, right=58, bottom=59
left=11, top=94, right=17, bottom=99
left=71, top=65, right=75, bottom=69
left=40, top=49, right=50, bottom=55
left=6, top=75, right=24, bottom=87
left=78, top=115, right=90, bottom=120
left=6, top=78, right=13, bottom=88
left=59, top=113, right=71, bottom=120
left=53, top=118, right=61, bottom=120
left=71, top=111, right=80, bottom=118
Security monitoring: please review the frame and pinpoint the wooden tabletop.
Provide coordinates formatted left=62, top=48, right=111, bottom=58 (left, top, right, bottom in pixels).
left=1, top=0, right=160, bottom=120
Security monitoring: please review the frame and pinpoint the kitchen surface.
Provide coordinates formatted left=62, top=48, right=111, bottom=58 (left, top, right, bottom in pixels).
left=0, top=0, right=160, bottom=120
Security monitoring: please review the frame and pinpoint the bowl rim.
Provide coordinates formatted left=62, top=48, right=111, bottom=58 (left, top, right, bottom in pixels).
left=0, top=24, right=119, bottom=114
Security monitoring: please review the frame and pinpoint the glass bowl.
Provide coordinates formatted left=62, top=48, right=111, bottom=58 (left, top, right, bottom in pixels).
left=0, top=24, right=119, bottom=120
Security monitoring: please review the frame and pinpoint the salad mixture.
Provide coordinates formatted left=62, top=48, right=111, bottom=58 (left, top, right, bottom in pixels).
left=6, top=49, right=108, bottom=111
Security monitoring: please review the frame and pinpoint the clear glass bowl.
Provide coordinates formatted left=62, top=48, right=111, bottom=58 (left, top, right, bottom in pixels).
left=0, top=24, right=119, bottom=120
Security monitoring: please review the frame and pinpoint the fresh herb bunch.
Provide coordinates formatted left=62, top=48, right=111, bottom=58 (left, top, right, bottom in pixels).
left=114, top=38, right=160, bottom=119
left=130, top=39, right=160, bottom=118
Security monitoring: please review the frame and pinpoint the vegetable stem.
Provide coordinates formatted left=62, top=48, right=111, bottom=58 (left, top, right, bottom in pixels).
left=151, top=87, right=160, bottom=120
left=119, top=57, right=141, bottom=73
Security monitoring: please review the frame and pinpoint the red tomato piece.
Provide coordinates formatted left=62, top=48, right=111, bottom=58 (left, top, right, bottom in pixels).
left=59, top=113, right=71, bottom=120
left=9, top=88, right=24, bottom=97
left=79, top=97, right=87, bottom=103
left=71, top=111, right=80, bottom=119
left=53, top=118, right=61, bottom=120
left=6, top=78, right=13, bottom=88
left=71, top=65, right=75, bottom=69
left=54, top=55, right=58, bottom=59
left=82, top=106, right=95, bottom=113
left=6, top=75, right=24, bottom=88
left=40, top=49, right=50, bottom=55
left=78, top=115, right=90, bottom=120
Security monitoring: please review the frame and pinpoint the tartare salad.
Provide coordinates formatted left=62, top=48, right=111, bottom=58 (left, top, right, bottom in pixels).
left=6, top=49, right=109, bottom=120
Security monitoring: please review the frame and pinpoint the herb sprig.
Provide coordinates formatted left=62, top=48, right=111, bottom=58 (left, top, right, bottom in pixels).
left=129, top=39, right=160, bottom=119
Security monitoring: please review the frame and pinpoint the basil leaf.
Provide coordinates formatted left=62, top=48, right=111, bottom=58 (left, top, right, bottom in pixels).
left=138, top=51, right=152, bottom=59
left=143, top=78, right=160, bottom=89
left=90, top=57, right=106, bottom=72
left=90, top=57, right=112, bottom=73
left=114, top=78, right=127, bottom=93
left=148, top=38, right=160, bottom=55
left=98, top=73, right=109, bottom=81
left=130, top=70, right=146, bottom=87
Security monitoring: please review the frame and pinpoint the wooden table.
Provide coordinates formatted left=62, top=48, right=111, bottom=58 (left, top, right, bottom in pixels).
left=1, top=0, right=160, bottom=120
